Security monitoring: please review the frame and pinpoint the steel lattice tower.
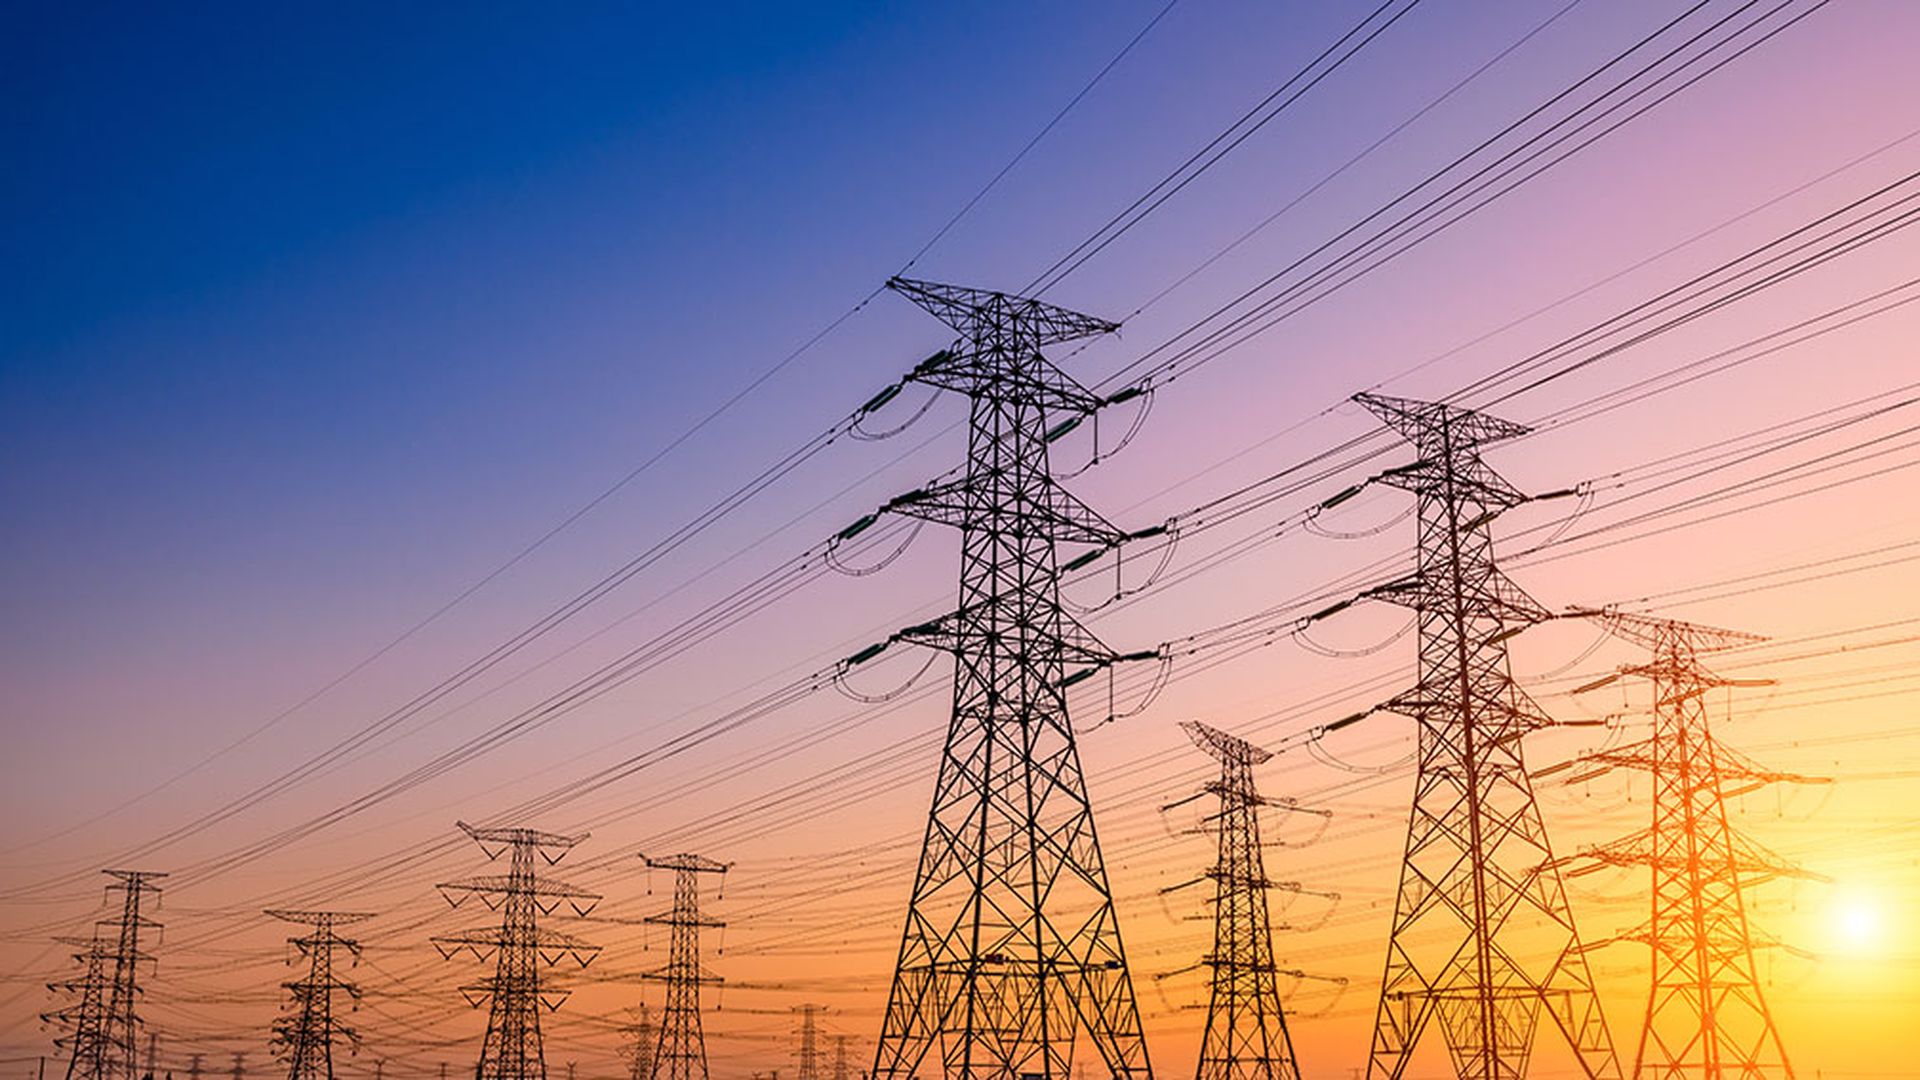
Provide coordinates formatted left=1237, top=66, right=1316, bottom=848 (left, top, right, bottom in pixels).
left=1561, top=613, right=1820, bottom=1079
left=872, top=276, right=1152, bottom=1080
left=643, top=854, right=728, bottom=1080
left=268, top=910, right=370, bottom=1080
left=45, top=871, right=165, bottom=1080
left=433, top=823, right=602, bottom=1080
left=624, top=1005, right=655, bottom=1080
left=1178, top=722, right=1301, bottom=1080
left=1352, top=394, right=1618, bottom=1080
left=829, top=1036, right=854, bottom=1080
left=794, top=1006, right=823, bottom=1080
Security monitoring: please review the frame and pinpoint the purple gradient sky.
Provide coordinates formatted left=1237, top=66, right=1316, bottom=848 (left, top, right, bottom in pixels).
left=5, top=2, right=1919, bottom=1076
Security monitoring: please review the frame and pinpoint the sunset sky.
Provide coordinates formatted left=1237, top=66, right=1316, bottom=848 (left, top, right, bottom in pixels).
left=4, top=2, right=1918, bottom=1078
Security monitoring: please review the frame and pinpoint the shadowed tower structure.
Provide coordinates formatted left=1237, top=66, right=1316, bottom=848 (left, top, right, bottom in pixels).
left=433, top=823, right=601, bottom=1080
left=871, top=277, right=1153, bottom=1080
left=1176, top=722, right=1301, bottom=1080
left=1352, top=393, right=1618, bottom=1080
left=623, top=1005, right=654, bottom=1080
left=45, top=871, right=166, bottom=1080
left=1557, top=612, right=1822, bottom=1079
left=794, top=1006, right=823, bottom=1080
left=643, top=854, right=729, bottom=1080
left=268, top=910, right=371, bottom=1080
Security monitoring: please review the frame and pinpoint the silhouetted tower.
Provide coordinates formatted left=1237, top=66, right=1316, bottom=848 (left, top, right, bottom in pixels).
left=229, top=1054, right=245, bottom=1080
left=46, top=871, right=165, bottom=1080
left=870, top=277, right=1153, bottom=1080
left=622, top=1006, right=654, bottom=1080
left=187, top=1055, right=204, bottom=1080
left=829, top=1037, right=853, bottom=1080
left=793, top=1006, right=822, bottom=1080
left=1351, top=394, right=1617, bottom=1080
left=642, top=854, right=728, bottom=1080
left=143, top=1034, right=158, bottom=1080
left=1177, top=722, right=1301, bottom=1080
left=1557, top=613, right=1822, bottom=1079
left=267, top=910, right=370, bottom=1080
left=433, top=823, right=601, bottom=1080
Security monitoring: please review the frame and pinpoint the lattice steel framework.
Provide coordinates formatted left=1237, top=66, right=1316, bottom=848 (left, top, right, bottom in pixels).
left=1353, top=394, right=1618, bottom=1080
left=433, top=823, right=601, bottom=1080
left=1563, top=613, right=1820, bottom=1079
left=795, top=1005, right=824, bottom=1080
left=1177, top=722, right=1301, bottom=1080
left=46, top=871, right=165, bottom=1080
left=643, top=854, right=729, bottom=1080
left=872, top=277, right=1152, bottom=1080
left=830, top=1035, right=854, bottom=1080
left=268, top=910, right=371, bottom=1080
left=623, top=1005, right=655, bottom=1080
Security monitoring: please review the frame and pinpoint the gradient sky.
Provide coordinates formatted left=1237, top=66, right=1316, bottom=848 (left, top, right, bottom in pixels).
left=5, top=3, right=1919, bottom=1078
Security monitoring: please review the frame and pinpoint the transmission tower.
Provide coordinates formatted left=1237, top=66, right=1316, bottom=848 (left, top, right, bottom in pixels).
left=267, top=910, right=370, bottom=1080
left=1174, top=722, right=1302, bottom=1080
left=1350, top=394, right=1618, bottom=1080
left=642, top=854, right=728, bottom=1080
left=828, top=1036, right=854, bottom=1080
left=45, top=871, right=165, bottom=1080
left=870, top=277, right=1153, bottom=1080
left=433, top=822, right=602, bottom=1080
left=792, top=1006, right=823, bottom=1080
left=623, top=1006, right=654, bottom=1080
left=1555, top=612, right=1823, bottom=1079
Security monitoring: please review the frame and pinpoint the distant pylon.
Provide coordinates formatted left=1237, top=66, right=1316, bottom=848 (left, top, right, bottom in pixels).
left=829, top=1036, right=853, bottom=1080
left=1557, top=612, right=1825, bottom=1079
left=1351, top=394, right=1618, bottom=1080
left=794, top=1006, right=822, bottom=1080
left=622, top=1005, right=654, bottom=1080
left=870, top=277, right=1154, bottom=1080
left=266, top=910, right=371, bottom=1080
left=642, top=854, right=728, bottom=1080
left=1175, top=722, right=1302, bottom=1080
left=44, top=871, right=165, bottom=1080
left=433, top=822, right=602, bottom=1080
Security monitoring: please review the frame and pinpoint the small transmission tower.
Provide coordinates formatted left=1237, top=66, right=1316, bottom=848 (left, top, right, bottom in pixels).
left=829, top=1036, right=854, bottom=1080
left=794, top=1006, right=823, bottom=1080
left=45, top=871, right=166, bottom=1080
left=1177, top=722, right=1302, bottom=1080
left=622, top=1005, right=655, bottom=1080
left=433, top=823, right=601, bottom=1080
left=642, top=854, right=729, bottom=1080
left=1351, top=394, right=1618, bottom=1080
left=871, top=277, right=1153, bottom=1080
left=1559, top=612, right=1823, bottom=1079
left=267, top=910, right=371, bottom=1080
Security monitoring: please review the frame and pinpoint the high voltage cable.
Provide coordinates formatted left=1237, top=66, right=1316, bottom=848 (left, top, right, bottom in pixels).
left=52, top=247, right=1912, bottom=945
left=15, top=0, right=1843, bottom=899
left=2, top=0, right=1187, bottom=879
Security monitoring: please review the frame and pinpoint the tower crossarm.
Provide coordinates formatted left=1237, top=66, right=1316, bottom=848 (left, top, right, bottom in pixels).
left=886, top=472, right=1123, bottom=546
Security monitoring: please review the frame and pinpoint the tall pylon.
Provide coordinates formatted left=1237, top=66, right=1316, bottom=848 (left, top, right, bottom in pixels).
left=623, top=1005, right=655, bottom=1080
left=45, top=870, right=166, bottom=1080
left=794, top=1006, right=823, bottom=1080
left=433, top=823, right=601, bottom=1080
left=1176, top=722, right=1302, bottom=1080
left=267, top=910, right=371, bottom=1080
left=1556, top=612, right=1823, bottom=1079
left=1351, top=393, right=1618, bottom=1080
left=643, top=854, right=729, bottom=1080
left=871, top=277, right=1153, bottom=1080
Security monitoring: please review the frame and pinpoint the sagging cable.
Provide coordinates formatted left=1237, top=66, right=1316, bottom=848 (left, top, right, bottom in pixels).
left=833, top=649, right=940, bottom=705
left=826, top=519, right=923, bottom=577
left=1291, top=615, right=1415, bottom=659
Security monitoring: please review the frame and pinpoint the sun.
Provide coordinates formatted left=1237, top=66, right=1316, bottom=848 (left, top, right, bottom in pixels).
left=1828, top=887, right=1885, bottom=953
